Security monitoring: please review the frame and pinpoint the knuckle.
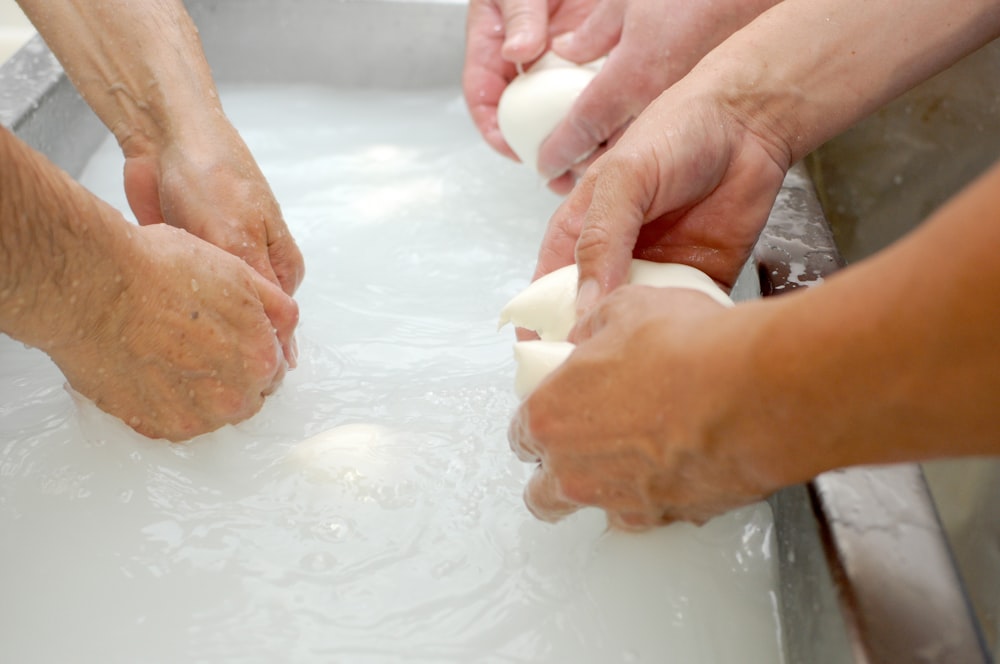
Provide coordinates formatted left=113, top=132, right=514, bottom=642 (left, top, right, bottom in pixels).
left=558, top=475, right=593, bottom=506
left=575, top=221, right=615, bottom=263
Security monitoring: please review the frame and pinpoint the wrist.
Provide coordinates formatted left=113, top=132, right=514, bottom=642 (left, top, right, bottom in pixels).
left=702, top=299, right=837, bottom=494
left=686, top=45, right=803, bottom=170
left=116, top=94, right=228, bottom=163
left=0, top=131, right=134, bottom=355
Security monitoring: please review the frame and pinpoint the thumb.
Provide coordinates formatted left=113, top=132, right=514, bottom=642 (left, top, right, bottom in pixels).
left=550, top=0, right=624, bottom=64
left=253, top=271, right=300, bottom=369
left=499, top=0, right=549, bottom=64
left=572, top=159, right=646, bottom=317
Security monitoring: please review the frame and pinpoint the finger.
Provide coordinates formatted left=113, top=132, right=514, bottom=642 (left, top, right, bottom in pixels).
left=550, top=0, right=624, bottom=64
left=498, top=0, right=549, bottom=64
left=567, top=121, right=628, bottom=181
left=546, top=171, right=576, bottom=195
left=524, top=463, right=579, bottom=523
left=531, top=179, right=595, bottom=281
left=563, top=131, right=617, bottom=185
left=572, top=155, right=648, bottom=316
left=537, top=51, right=641, bottom=180
left=463, top=0, right=519, bottom=158
left=240, top=243, right=283, bottom=292
left=514, top=326, right=541, bottom=342
left=265, top=218, right=306, bottom=296
left=508, top=406, right=541, bottom=463
left=607, top=510, right=673, bottom=532
left=566, top=289, right=615, bottom=343
left=261, top=333, right=287, bottom=395
left=253, top=271, right=300, bottom=369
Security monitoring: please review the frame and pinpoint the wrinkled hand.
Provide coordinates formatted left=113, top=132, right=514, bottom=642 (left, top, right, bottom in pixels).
left=540, top=0, right=778, bottom=193
left=122, top=116, right=305, bottom=298
left=508, top=286, right=775, bottom=529
left=535, top=80, right=789, bottom=310
left=48, top=222, right=299, bottom=442
left=463, top=0, right=597, bottom=161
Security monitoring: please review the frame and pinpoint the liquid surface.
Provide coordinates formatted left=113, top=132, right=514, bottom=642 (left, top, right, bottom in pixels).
left=0, top=86, right=782, bottom=663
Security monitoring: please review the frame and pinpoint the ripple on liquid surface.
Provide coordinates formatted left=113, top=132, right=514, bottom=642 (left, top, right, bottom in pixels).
left=0, top=86, right=783, bottom=663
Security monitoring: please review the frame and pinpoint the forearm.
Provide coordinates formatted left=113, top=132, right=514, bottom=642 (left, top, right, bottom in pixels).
left=16, top=0, right=223, bottom=157
left=695, top=0, right=1000, bottom=164
left=729, top=160, right=1000, bottom=489
left=0, top=126, right=129, bottom=351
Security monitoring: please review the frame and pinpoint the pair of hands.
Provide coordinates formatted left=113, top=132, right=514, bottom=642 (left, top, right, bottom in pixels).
left=464, top=0, right=776, bottom=191
left=7, top=0, right=305, bottom=441
left=465, top=0, right=792, bottom=527
left=513, top=76, right=790, bottom=529
left=69, top=115, right=304, bottom=442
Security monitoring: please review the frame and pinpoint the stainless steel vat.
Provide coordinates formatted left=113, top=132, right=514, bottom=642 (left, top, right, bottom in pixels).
left=1, top=2, right=992, bottom=661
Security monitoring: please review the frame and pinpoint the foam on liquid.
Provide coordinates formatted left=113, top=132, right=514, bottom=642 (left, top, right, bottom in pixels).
left=0, top=86, right=783, bottom=663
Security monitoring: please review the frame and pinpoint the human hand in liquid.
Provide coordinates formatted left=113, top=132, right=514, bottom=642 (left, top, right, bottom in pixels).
left=508, top=286, right=776, bottom=528
left=122, top=115, right=305, bottom=300
left=1, top=120, right=298, bottom=442
left=16, top=0, right=306, bottom=316
left=49, top=221, right=298, bottom=442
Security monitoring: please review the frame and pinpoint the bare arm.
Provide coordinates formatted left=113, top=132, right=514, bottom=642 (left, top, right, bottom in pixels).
left=738, top=160, right=1000, bottom=485
left=16, top=0, right=305, bottom=302
left=709, top=0, right=1000, bottom=165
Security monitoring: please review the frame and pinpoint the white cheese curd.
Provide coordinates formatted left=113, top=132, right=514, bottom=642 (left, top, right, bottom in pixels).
left=500, top=260, right=733, bottom=396
left=497, top=52, right=605, bottom=172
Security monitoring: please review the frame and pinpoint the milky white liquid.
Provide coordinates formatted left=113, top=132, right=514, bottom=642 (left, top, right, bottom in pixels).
left=0, top=85, right=783, bottom=663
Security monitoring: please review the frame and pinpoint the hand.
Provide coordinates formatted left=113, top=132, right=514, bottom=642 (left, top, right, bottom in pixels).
left=16, top=0, right=305, bottom=297
left=539, top=0, right=779, bottom=193
left=47, top=222, right=299, bottom=442
left=122, top=116, right=306, bottom=298
left=534, top=77, right=790, bottom=311
left=508, top=286, right=776, bottom=529
left=463, top=0, right=597, bottom=161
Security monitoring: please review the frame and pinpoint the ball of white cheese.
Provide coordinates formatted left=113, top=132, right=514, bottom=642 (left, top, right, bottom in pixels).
left=497, top=52, right=604, bottom=173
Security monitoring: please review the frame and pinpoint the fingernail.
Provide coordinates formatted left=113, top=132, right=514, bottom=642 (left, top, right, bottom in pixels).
left=504, top=32, right=524, bottom=51
left=576, top=278, right=600, bottom=316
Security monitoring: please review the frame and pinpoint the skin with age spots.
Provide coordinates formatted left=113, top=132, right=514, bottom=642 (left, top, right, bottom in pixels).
left=1, top=0, right=302, bottom=440
left=16, top=0, right=304, bottom=297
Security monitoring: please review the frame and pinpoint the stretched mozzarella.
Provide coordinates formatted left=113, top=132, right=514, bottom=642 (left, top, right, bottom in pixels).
left=627, top=261, right=735, bottom=308
left=497, top=264, right=578, bottom=342
left=500, top=260, right=733, bottom=397
left=512, top=340, right=576, bottom=398
left=497, top=52, right=605, bottom=172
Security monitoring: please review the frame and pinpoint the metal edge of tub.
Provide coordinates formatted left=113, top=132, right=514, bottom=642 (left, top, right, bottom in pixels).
left=0, top=34, right=105, bottom=176
left=757, top=163, right=991, bottom=664
left=183, top=0, right=469, bottom=89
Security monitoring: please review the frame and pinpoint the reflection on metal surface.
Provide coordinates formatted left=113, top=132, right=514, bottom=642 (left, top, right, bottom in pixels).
left=757, top=164, right=991, bottom=663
